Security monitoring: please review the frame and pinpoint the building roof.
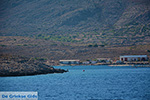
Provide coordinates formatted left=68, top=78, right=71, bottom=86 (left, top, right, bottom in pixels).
left=120, top=55, right=147, bottom=58
left=97, top=58, right=110, bottom=60
left=59, top=60, right=80, bottom=62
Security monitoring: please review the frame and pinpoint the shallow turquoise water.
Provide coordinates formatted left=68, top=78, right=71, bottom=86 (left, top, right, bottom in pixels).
left=0, top=65, right=150, bottom=100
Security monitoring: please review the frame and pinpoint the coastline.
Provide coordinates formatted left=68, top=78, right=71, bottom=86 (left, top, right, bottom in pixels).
left=58, top=63, right=150, bottom=67
left=0, top=54, right=68, bottom=77
left=108, top=64, right=134, bottom=67
left=0, top=53, right=149, bottom=77
left=0, top=68, right=68, bottom=77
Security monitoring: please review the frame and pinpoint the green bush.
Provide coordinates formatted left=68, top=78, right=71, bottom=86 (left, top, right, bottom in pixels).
left=0, top=45, right=6, bottom=47
left=93, top=44, right=98, bottom=47
left=147, top=50, right=150, bottom=53
left=88, top=44, right=93, bottom=47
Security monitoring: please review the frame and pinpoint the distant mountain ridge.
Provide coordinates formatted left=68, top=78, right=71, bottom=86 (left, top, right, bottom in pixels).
left=0, top=0, right=150, bottom=45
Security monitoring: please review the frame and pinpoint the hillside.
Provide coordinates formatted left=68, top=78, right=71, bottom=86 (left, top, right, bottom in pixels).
left=0, top=0, right=150, bottom=45
left=1, top=36, right=150, bottom=62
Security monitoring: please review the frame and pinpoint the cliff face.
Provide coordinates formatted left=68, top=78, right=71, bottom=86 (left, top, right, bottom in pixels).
left=0, top=0, right=150, bottom=45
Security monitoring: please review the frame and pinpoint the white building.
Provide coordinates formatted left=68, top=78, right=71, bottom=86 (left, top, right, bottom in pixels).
left=91, top=61, right=97, bottom=64
left=82, top=61, right=90, bottom=65
left=120, top=55, right=148, bottom=62
left=59, top=60, right=80, bottom=64
left=97, top=58, right=111, bottom=63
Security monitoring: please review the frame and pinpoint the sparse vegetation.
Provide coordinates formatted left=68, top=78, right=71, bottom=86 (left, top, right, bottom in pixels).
left=88, top=44, right=98, bottom=47
left=0, top=45, right=6, bottom=47
left=88, top=44, right=93, bottom=47
left=0, top=0, right=150, bottom=45
left=0, top=36, right=149, bottom=62
left=34, top=57, right=47, bottom=61
left=93, top=44, right=98, bottom=47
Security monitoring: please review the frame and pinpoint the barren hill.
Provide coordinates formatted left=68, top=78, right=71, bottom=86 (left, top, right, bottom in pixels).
left=1, top=36, right=150, bottom=61
left=0, top=0, right=150, bottom=45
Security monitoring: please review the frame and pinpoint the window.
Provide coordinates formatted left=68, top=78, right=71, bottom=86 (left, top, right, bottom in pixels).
left=141, top=58, right=146, bottom=61
left=121, top=58, right=123, bottom=61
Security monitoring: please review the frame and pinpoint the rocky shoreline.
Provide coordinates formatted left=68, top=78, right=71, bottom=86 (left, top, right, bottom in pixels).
left=0, top=54, right=68, bottom=77
left=0, top=67, right=68, bottom=77
left=0, top=69, right=68, bottom=77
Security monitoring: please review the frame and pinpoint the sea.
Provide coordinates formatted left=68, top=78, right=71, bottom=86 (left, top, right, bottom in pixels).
left=0, top=65, right=150, bottom=100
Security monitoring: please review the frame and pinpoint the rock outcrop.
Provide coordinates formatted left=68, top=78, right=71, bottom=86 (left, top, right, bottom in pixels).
left=0, top=54, right=68, bottom=77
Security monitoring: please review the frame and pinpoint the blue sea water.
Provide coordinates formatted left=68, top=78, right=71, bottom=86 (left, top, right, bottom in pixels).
left=0, top=65, right=150, bottom=100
